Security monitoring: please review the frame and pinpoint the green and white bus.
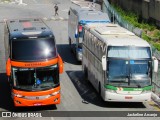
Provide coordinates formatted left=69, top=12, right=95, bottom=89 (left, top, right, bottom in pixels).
left=82, top=23, right=159, bottom=102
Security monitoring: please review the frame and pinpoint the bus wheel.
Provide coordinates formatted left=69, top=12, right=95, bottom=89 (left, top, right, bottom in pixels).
left=8, top=77, right=12, bottom=88
left=99, top=83, right=101, bottom=97
left=69, top=38, right=73, bottom=53
left=99, top=83, right=105, bottom=102
left=69, top=38, right=71, bottom=46
left=84, top=67, right=88, bottom=82
left=8, top=77, right=10, bottom=83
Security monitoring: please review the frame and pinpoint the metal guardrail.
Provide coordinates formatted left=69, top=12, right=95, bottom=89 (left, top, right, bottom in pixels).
left=102, top=0, right=160, bottom=97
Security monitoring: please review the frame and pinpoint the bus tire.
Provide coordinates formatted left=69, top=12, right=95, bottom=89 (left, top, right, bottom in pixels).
left=99, top=83, right=101, bottom=97
left=84, top=67, right=88, bottom=82
left=69, top=38, right=73, bottom=53
left=69, top=38, right=71, bottom=46
left=99, top=83, right=104, bottom=102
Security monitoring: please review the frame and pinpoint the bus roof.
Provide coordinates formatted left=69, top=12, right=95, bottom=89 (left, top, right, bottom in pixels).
left=70, top=6, right=110, bottom=24
left=84, top=23, right=150, bottom=47
left=6, top=18, right=53, bottom=39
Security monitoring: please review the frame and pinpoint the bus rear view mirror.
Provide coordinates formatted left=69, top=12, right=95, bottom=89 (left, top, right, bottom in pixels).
left=58, top=55, right=64, bottom=74
left=6, top=58, right=11, bottom=76
left=75, top=34, right=78, bottom=38
left=152, top=57, right=158, bottom=73
left=102, top=56, right=106, bottom=71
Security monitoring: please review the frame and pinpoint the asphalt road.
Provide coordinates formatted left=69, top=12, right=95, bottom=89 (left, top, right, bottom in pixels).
left=0, top=0, right=159, bottom=119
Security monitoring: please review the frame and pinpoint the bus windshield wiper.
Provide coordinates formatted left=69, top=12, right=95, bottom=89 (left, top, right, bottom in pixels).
left=110, top=80, right=128, bottom=83
left=34, top=69, right=37, bottom=88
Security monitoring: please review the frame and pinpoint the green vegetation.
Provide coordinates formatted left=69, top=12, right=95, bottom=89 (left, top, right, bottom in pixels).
left=0, top=0, right=11, bottom=2
left=112, top=4, right=160, bottom=51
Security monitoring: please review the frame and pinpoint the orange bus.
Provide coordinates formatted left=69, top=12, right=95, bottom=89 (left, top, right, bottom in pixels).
left=5, top=18, right=63, bottom=107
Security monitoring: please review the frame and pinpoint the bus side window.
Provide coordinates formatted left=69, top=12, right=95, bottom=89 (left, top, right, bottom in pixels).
left=83, top=47, right=85, bottom=56
left=92, top=35, right=94, bottom=50
left=95, top=37, right=98, bottom=56
left=83, top=30, right=87, bottom=44
left=86, top=31, right=89, bottom=46
left=98, top=45, right=101, bottom=59
left=88, top=32, right=90, bottom=47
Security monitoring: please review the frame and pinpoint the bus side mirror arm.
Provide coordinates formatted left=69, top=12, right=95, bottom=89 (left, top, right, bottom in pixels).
left=152, top=56, right=159, bottom=73
left=6, top=58, right=11, bottom=76
left=102, top=55, right=106, bottom=71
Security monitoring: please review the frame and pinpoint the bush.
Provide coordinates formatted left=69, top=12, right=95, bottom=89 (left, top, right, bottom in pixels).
left=112, top=4, right=160, bottom=51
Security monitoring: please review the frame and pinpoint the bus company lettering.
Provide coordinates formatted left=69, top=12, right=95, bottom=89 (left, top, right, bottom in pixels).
left=25, top=63, right=42, bottom=67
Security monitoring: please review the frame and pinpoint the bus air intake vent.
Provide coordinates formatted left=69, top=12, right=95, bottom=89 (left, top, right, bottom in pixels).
left=23, top=27, right=36, bottom=31
left=10, top=20, right=15, bottom=23
left=19, top=20, right=30, bottom=22
left=41, top=27, right=46, bottom=30
left=95, top=26, right=135, bottom=36
left=14, top=29, right=18, bottom=31
left=34, top=19, right=40, bottom=21
left=87, top=12, right=99, bottom=15
left=80, top=6, right=90, bottom=9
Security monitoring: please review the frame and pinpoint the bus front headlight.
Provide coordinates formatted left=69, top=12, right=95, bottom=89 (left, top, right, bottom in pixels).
left=141, top=90, right=151, bottom=94
left=50, top=91, right=60, bottom=96
left=107, top=89, right=116, bottom=93
left=12, top=93, right=24, bottom=98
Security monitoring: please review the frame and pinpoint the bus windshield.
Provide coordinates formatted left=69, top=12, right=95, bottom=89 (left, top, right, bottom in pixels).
left=11, top=38, right=57, bottom=61
left=12, top=64, right=59, bottom=91
left=107, top=46, right=152, bottom=87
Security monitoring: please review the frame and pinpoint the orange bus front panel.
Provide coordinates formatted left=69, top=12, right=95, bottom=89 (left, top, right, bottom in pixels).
left=12, top=86, right=60, bottom=107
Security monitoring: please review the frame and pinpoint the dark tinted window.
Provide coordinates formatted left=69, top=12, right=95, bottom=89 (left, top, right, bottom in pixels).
left=12, top=38, right=56, bottom=61
left=13, top=65, right=59, bottom=91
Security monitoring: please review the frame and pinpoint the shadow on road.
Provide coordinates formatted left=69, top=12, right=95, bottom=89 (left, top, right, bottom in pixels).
left=57, top=44, right=81, bottom=65
left=0, top=73, right=14, bottom=111
left=12, top=105, right=57, bottom=112
left=66, top=70, right=146, bottom=108
left=0, top=73, right=58, bottom=112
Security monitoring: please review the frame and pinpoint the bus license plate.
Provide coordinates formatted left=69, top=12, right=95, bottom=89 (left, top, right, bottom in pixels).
left=34, top=103, right=42, bottom=106
left=125, top=96, right=133, bottom=99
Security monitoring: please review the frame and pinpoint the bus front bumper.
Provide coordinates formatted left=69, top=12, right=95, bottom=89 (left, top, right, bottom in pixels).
left=104, top=91, right=151, bottom=102
left=12, top=87, right=61, bottom=107
left=13, top=94, right=60, bottom=107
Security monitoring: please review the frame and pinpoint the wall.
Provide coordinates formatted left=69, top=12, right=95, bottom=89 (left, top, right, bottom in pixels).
left=108, top=0, right=160, bottom=27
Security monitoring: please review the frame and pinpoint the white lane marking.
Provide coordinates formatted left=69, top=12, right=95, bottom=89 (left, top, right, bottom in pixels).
left=51, top=117, right=55, bottom=120
left=51, top=17, right=56, bottom=20
left=61, top=9, right=69, bottom=12
left=59, top=17, right=64, bottom=20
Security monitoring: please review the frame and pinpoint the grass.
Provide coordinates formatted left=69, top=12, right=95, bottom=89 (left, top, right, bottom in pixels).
left=0, top=0, right=11, bottom=2
left=112, top=4, right=160, bottom=51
